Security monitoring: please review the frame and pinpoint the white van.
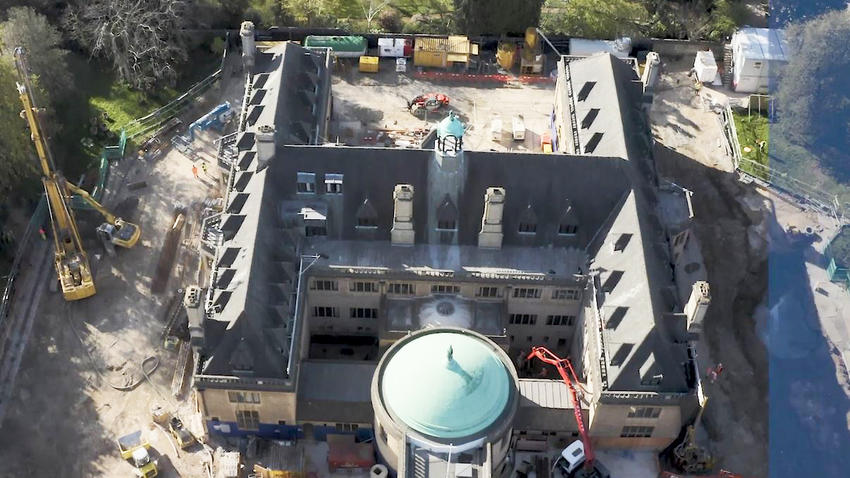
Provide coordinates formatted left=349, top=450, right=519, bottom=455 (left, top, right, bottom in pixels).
left=559, top=440, right=586, bottom=474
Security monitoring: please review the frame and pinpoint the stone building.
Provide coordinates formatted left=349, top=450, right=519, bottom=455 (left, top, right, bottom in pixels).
left=189, top=40, right=709, bottom=460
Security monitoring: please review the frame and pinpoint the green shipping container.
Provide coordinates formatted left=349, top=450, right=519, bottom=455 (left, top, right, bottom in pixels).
left=304, top=36, right=367, bottom=58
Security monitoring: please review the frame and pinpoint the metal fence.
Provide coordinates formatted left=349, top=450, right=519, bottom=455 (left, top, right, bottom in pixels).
left=721, top=99, right=847, bottom=220
left=0, top=197, right=47, bottom=325
left=123, top=69, right=223, bottom=140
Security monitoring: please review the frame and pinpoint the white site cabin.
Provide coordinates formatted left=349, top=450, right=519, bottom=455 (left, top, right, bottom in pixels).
left=730, top=28, right=790, bottom=93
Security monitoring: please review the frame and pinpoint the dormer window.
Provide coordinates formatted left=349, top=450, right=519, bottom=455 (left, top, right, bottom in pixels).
left=325, top=173, right=343, bottom=194
left=558, top=199, right=578, bottom=236
left=558, top=224, right=578, bottom=235
left=297, top=172, right=315, bottom=193
left=436, top=195, right=458, bottom=231
left=518, top=205, right=537, bottom=234
left=356, top=198, right=378, bottom=228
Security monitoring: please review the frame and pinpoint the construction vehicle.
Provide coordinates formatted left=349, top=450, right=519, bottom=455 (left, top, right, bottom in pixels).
left=526, top=347, right=609, bottom=478
left=168, top=416, right=196, bottom=449
left=670, top=395, right=714, bottom=473
left=14, top=47, right=95, bottom=300
left=15, top=48, right=140, bottom=259
left=117, top=430, right=158, bottom=477
left=407, top=93, right=450, bottom=117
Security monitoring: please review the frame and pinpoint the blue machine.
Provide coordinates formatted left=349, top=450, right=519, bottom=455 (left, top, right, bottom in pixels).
left=186, top=101, right=233, bottom=141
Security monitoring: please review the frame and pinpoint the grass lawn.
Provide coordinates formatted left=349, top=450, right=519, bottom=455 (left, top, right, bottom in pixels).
left=54, top=54, right=176, bottom=180
left=732, top=110, right=770, bottom=179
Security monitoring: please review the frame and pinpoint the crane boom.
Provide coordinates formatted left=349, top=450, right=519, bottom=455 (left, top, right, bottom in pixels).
left=15, top=47, right=95, bottom=301
left=527, top=346, right=595, bottom=467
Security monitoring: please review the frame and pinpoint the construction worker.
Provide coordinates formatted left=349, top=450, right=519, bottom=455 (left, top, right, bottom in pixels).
left=192, top=164, right=199, bottom=179
left=38, top=226, right=47, bottom=241
left=201, top=162, right=208, bottom=175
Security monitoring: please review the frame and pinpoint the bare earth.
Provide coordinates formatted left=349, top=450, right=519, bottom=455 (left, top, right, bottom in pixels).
left=650, top=62, right=769, bottom=477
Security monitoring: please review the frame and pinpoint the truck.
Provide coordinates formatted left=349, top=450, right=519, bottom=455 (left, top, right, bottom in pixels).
left=117, top=431, right=158, bottom=477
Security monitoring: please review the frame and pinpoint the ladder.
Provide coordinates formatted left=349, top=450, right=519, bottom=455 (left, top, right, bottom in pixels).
left=722, top=44, right=733, bottom=87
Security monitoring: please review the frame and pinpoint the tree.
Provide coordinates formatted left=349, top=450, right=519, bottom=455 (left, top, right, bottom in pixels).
left=541, top=0, right=650, bottom=38
left=454, top=0, right=545, bottom=36
left=64, top=0, right=190, bottom=90
left=775, top=8, right=850, bottom=181
left=359, top=0, right=391, bottom=30
left=0, top=7, right=69, bottom=103
left=0, top=57, right=38, bottom=204
left=378, top=8, right=403, bottom=32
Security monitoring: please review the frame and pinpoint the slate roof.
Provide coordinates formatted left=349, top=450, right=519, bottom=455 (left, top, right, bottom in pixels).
left=560, top=54, right=691, bottom=393
left=198, top=47, right=693, bottom=398
left=270, top=146, right=632, bottom=248
left=197, top=41, right=331, bottom=382
left=297, top=361, right=376, bottom=424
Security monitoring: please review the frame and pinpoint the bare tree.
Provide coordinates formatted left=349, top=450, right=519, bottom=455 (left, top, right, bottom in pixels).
left=359, top=0, right=391, bottom=30
left=65, top=0, right=189, bottom=90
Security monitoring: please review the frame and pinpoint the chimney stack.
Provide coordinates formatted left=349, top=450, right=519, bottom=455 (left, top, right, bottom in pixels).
left=255, top=124, right=276, bottom=170
left=684, top=281, right=710, bottom=337
left=240, top=21, right=256, bottom=72
left=391, top=184, right=415, bottom=246
left=478, top=187, right=505, bottom=249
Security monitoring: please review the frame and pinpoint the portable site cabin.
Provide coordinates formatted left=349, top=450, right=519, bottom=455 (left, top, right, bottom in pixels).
left=730, top=28, right=790, bottom=93
left=378, top=38, right=413, bottom=57
left=413, top=36, right=479, bottom=68
left=304, top=35, right=367, bottom=58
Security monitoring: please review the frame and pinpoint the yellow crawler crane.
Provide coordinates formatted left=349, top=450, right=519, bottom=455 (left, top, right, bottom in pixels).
left=15, top=47, right=95, bottom=300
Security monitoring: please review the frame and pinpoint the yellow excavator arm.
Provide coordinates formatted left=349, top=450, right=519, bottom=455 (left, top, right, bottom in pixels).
left=65, top=181, right=140, bottom=249
left=15, top=47, right=95, bottom=300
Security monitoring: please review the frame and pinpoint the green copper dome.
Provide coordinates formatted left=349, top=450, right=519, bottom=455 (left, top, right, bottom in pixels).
left=437, top=112, right=465, bottom=139
left=380, top=331, right=511, bottom=439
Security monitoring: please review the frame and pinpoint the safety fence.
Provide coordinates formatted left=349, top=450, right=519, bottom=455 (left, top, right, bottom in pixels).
left=0, top=197, right=47, bottom=328
left=412, top=70, right=554, bottom=85
left=721, top=99, right=847, bottom=220
left=123, top=69, right=223, bottom=141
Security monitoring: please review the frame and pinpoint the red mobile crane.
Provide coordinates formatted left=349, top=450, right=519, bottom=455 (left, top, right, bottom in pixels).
left=526, top=346, right=608, bottom=478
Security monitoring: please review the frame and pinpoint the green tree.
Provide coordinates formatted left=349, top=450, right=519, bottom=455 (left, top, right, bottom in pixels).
left=0, top=6, right=69, bottom=103
left=0, top=57, right=38, bottom=203
left=775, top=8, right=850, bottom=181
left=454, top=0, right=544, bottom=35
left=541, top=0, right=649, bottom=38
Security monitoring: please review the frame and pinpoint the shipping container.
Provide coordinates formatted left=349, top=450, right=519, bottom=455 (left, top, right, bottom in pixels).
left=304, top=35, right=367, bottom=58
left=413, top=36, right=477, bottom=68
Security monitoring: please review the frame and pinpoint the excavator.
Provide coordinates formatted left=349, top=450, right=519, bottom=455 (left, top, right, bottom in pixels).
left=14, top=47, right=140, bottom=300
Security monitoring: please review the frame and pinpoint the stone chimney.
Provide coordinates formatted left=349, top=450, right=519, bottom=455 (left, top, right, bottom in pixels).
left=391, top=184, right=415, bottom=246
left=240, top=21, right=256, bottom=72
left=478, top=187, right=505, bottom=249
left=684, top=281, right=710, bottom=337
left=255, top=124, right=276, bottom=170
